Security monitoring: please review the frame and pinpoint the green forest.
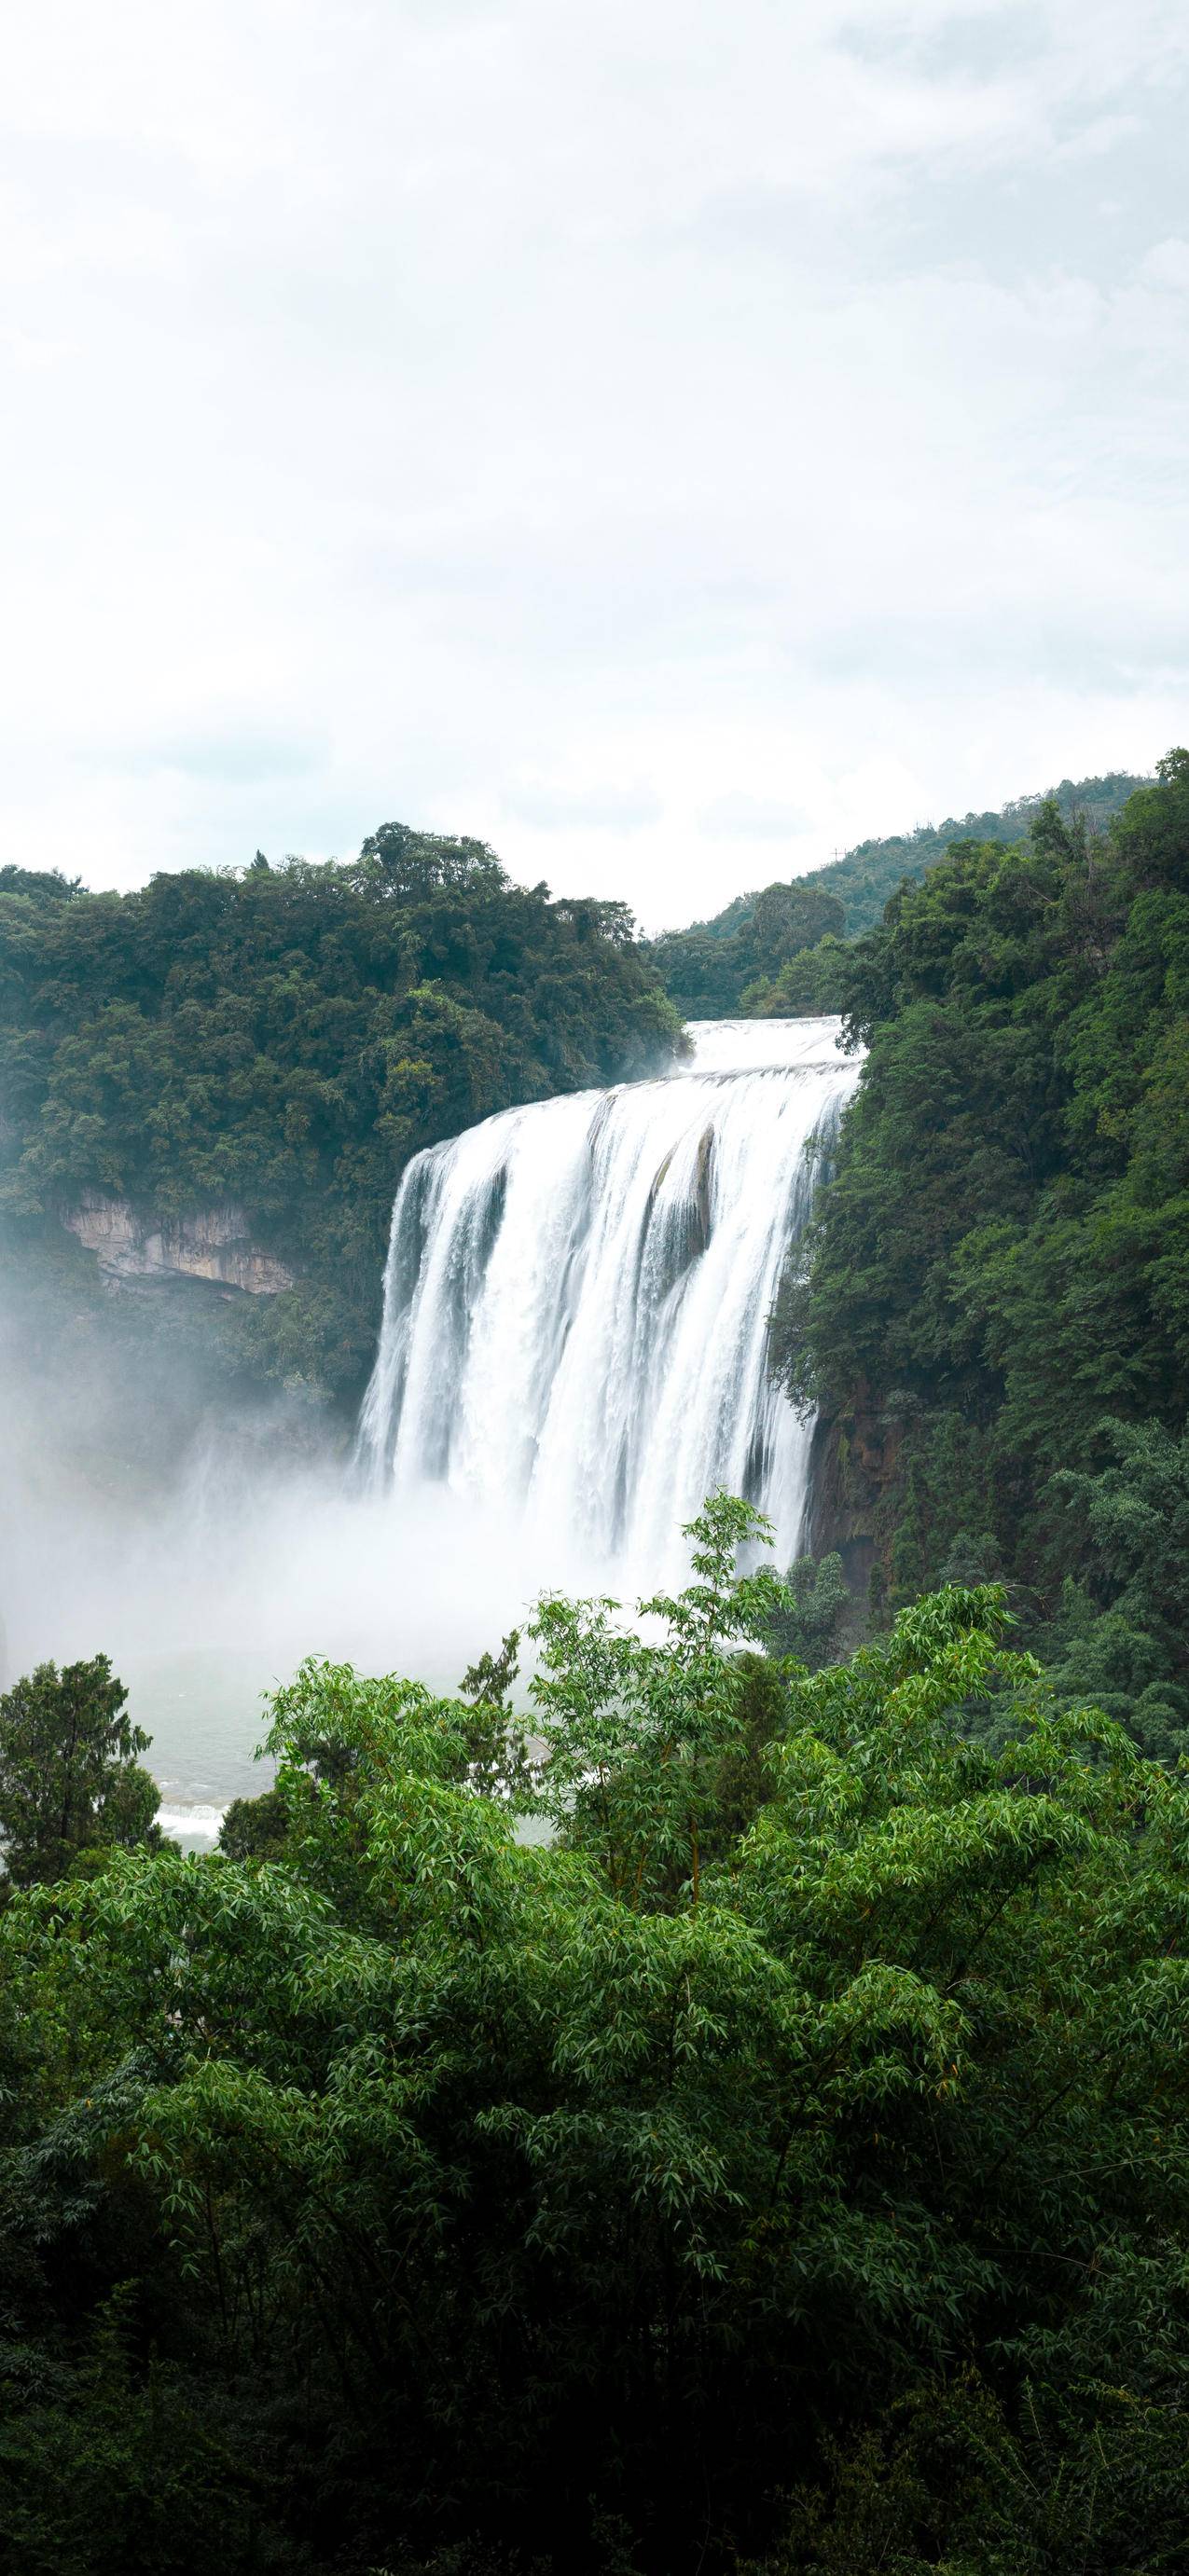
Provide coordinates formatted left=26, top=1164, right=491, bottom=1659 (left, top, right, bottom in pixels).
left=777, top=749, right=1189, bottom=1767
left=5, top=1501, right=1189, bottom=2573
left=648, top=770, right=1146, bottom=1021
left=3, top=758, right=1189, bottom=2570
left=0, top=825, right=679, bottom=1404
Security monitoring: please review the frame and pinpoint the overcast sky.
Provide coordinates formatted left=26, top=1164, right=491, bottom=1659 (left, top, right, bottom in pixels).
left=2, top=1, right=1186, bottom=929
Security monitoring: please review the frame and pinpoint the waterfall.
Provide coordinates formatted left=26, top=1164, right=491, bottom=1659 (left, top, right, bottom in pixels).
left=357, top=1017, right=861, bottom=1583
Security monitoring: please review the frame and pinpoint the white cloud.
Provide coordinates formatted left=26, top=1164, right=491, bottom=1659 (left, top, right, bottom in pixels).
left=0, top=1, right=1184, bottom=924
left=698, top=795, right=809, bottom=839
left=1140, top=238, right=1189, bottom=291
left=503, top=778, right=662, bottom=832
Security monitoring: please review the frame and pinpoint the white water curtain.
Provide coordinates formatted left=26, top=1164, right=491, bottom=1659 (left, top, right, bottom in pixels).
left=358, top=1019, right=861, bottom=1583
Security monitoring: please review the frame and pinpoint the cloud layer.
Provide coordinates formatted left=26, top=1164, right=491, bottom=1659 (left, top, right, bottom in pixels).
left=2, top=0, right=1186, bottom=925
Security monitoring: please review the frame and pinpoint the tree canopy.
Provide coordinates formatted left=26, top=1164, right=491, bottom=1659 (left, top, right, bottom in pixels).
left=2, top=1502, right=1189, bottom=2569
left=0, top=1654, right=163, bottom=1888
left=647, top=772, right=1148, bottom=1021
left=778, top=751, right=1189, bottom=1756
left=0, top=827, right=680, bottom=1398
left=649, top=878, right=845, bottom=1017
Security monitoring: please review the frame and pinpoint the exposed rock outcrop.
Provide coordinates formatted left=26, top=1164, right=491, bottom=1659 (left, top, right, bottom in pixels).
left=804, top=1385, right=906, bottom=1597
left=63, top=1195, right=295, bottom=1296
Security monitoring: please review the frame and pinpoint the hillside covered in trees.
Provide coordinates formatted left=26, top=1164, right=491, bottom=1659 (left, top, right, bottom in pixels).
left=0, top=826, right=680, bottom=1405
left=778, top=750, right=1189, bottom=1762
left=649, top=770, right=1147, bottom=1019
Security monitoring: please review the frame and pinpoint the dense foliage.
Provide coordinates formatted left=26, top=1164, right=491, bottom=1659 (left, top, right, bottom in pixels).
left=647, top=880, right=845, bottom=1019
left=779, top=751, right=1189, bottom=1756
left=789, top=768, right=1145, bottom=942
left=740, top=931, right=850, bottom=1019
left=2, top=1498, right=1189, bottom=2572
left=0, top=1656, right=164, bottom=1889
left=649, top=773, right=1146, bottom=1020
left=0, top=825, right=680, bottom=1398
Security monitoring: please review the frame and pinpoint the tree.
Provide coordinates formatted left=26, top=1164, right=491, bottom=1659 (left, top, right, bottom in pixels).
left=216, top=1785, right=289, bottom=1863
left=763, top=1548, right=848, bottom=1662
left=740, top=932, right=850, bottom=1017
left=1036, top=1418, right=1189, bottom=1759
left=648, top=882, right=845, bottom=1017
left=0, top=1656, right=161, bottom=1888
left=526, top=1490, right=789, bottom=1903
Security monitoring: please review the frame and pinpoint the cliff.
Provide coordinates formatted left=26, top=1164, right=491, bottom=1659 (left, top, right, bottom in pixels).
left=804, top=1387, right=907, bottom=1600
left=62, top=1196, right=295, bottom=1297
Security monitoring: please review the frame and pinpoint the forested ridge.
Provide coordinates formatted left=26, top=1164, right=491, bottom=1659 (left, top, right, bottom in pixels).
left=649, top=769, right=1146, bottom=1019
left=780, top=749, right=1189, bottom=1761
left=0, top=825, right=679, bottom=1401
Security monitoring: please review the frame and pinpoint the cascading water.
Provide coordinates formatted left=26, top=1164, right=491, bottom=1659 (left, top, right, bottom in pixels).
left=358, top=1018, right=862, bottom=1583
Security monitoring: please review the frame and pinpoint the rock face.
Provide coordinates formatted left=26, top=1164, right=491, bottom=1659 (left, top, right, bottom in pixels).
left=804, top=1386, right=906, bottom=1597
left=63, top=1196, right=295, bottom=1296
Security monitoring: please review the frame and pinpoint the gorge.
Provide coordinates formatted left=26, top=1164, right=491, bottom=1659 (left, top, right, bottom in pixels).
left=0, top=1018, right=860, bottom=1836
left=6, top=761, right=1185, bottom=1828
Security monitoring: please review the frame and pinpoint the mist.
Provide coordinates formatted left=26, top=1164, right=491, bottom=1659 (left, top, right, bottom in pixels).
left=0, top=1273, right=594, bottom=1840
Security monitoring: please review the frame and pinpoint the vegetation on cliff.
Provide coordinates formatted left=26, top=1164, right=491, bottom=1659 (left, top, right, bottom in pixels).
left=4, top=1498, right=1189, bottom=2572
left=779, top=751, right=1189, bottom=1758
left=0, top=825, right=680, bottom=1400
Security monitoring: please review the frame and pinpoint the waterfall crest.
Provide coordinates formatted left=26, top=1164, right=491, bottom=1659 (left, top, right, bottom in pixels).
left=358, top=1018, right=861, bottom=1580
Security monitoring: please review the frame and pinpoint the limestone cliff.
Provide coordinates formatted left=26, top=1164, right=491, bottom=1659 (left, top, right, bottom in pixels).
left=62, top=1195, right=295, bottom=1296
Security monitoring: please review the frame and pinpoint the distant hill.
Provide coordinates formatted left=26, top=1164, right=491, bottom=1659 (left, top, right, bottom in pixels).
left=791, top=769, right=1150, bottom=940
left=649, top=771, right=1150, bottom=1016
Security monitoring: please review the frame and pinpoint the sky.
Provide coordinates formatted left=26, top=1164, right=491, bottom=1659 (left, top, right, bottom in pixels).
left=2, top=0, right=1187, bottom=931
